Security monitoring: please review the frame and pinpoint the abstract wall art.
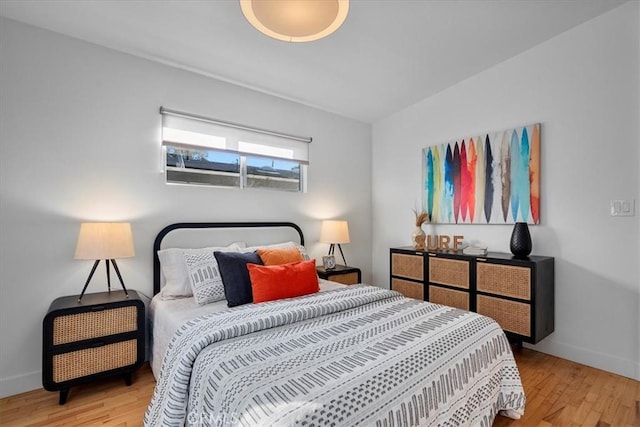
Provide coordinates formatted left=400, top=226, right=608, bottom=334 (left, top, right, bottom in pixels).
left=422, top=123, right=540, bottom=224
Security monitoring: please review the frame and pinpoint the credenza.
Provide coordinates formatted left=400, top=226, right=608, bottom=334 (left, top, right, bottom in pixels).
left=390, top=247, right=554, bottom=344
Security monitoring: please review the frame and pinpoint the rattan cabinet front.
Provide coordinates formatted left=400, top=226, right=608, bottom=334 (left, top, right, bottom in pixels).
left=316, top=265, right=362, bottom=285
left=390, top=249, right=425, bottom=300
left=43, top=290, right=145, bottom=404
left=390, top=248, right=554, bottom=345
left=426, top=253, right=471, bottom=311
left=475, top=256, right=555, bottom=344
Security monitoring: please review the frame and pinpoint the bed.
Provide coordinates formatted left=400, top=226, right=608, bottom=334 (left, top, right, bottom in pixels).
left=145, top=222, right=525, bottom=426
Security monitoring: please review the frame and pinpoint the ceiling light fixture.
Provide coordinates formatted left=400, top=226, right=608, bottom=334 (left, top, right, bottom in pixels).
left=240, top=0, right=349, bottom=43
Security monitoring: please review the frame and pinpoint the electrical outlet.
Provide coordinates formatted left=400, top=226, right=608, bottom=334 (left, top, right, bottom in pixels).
left=610, top=199, right=635, bottom=216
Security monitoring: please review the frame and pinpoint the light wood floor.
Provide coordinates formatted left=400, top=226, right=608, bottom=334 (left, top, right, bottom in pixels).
left=1, top=349, right=638, bottom=426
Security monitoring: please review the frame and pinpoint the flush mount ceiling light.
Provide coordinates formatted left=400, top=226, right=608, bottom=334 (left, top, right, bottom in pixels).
left=240, top=0, right=349, bottom=42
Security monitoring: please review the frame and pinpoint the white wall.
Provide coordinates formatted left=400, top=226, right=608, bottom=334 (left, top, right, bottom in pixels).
left=0, top=18, right=372, bottom=397
left=372, top=2, right=639, bottom=380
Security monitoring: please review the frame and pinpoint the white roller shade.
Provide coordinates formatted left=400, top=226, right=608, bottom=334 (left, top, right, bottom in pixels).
left=161, top=110, right=310, bottom=164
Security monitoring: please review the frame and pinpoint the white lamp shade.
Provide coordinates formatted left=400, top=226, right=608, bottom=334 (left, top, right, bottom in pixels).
left=320, top=220, right=350, bottom=244
left=74, top=223, right=135, bottom=260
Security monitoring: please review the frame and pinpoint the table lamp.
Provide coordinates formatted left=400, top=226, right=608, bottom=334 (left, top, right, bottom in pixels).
left=320, top=220, right=350, bottom=266
left=74, top=222, right=134, bottom=302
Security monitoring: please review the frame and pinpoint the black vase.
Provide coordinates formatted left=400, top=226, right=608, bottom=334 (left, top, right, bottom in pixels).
left=510, top=222, right=532, bottom=257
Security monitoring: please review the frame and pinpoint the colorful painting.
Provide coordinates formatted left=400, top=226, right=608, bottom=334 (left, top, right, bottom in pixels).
left=423, top=123, right=540, bottom=224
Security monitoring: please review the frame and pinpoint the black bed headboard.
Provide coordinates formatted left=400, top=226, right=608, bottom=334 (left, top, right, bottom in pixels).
left=152, top=221, right=305, bottom=295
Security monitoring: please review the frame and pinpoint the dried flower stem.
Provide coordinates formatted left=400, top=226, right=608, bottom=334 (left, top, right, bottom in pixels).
left=412, top=208, right=429, bottom=227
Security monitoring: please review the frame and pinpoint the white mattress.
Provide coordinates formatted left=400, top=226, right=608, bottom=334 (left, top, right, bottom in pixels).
left=149, top=279, right=346, bottom=378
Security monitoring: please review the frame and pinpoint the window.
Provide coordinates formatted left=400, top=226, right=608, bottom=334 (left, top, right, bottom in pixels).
left=166, top=147, right=241, bottom=187
left=245, top=155, right=301, bottom=191
left=160, top=108, right=310, bottom=192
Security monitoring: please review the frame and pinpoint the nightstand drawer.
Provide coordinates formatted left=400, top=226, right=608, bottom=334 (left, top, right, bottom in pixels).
left=53, top=306, right=137, bottom=345
left=52, top=339, right=138, bottom=383
left=327, top=272, right=359, bottom=285
left=316, top=265, right=361, bottom=285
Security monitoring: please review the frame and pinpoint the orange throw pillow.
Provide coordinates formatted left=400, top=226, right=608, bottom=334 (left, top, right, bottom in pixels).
left=256, top=247, right=303, bottom=265
left=248, top=260, right=319, bottom=303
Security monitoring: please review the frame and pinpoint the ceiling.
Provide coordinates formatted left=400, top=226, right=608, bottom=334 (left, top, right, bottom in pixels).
left=0, top=0, right=627, bottom=123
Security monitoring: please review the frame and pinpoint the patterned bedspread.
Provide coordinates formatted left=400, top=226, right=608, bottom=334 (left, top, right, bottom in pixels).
left=145, top=285, right=525, bottom=426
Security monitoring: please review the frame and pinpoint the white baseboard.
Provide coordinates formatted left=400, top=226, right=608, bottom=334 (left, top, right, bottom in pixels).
left=0, top=370, right=42, bottom=399
left=526, top=338, right=639, bottom=381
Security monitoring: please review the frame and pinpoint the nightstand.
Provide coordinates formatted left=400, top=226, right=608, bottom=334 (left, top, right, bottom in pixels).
left=42, top=290, right=145, bottom=404
left=317, top=265, right=362, bottom=285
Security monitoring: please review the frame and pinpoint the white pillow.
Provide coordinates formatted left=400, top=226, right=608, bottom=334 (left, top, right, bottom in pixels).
left=158, top=244, right=241, bottom=299
left=183, top=251, right=226, bottom=305
left=242, top=241, right=310, bottom=260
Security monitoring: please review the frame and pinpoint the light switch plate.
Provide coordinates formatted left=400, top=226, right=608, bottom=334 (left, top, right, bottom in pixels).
left=610, top=199, right=635, bottom=216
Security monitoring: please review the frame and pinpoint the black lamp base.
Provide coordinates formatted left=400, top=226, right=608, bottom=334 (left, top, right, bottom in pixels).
left=78, top=259, right=129, bottom=302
